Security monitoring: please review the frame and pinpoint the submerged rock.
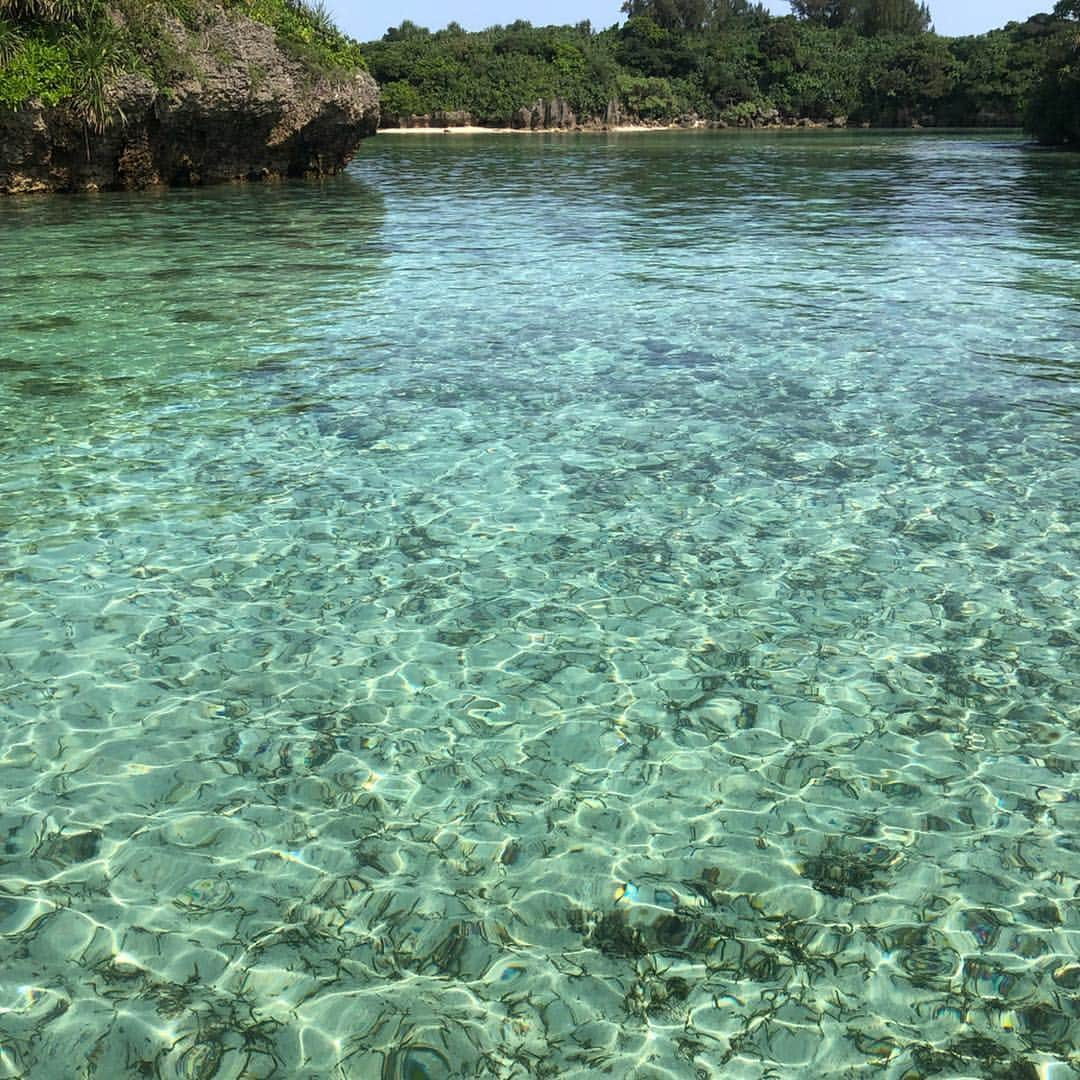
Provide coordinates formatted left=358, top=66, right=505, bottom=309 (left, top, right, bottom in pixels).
left=0, top=10, right=379, bottom=194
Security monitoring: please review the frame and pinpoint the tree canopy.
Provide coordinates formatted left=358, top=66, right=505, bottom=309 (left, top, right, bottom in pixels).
left=1026, top=0, right=1080, bottom=143
left=789, top=0, right=931, bottom=34
left=363, top=6, right=1076, bottom=131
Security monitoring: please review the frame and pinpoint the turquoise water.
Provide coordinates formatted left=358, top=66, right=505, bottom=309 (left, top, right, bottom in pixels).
left=0, top=131, right=1078, bottom=1078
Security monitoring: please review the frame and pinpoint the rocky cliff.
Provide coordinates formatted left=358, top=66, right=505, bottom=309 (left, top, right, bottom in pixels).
left=381, top=98, right=624, bottom=131
left=0, top=9, right=379, bottom=194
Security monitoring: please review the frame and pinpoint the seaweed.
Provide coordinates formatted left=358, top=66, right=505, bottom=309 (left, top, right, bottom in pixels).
left=801, top=839, right=898, bottom=898
left=908, top=1037, right=1040, bottom=1080
left=569, top=908, right=649, bottom=960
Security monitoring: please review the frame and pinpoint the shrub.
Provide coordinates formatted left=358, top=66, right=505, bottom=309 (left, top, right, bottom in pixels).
left=0, top=0, right=366, bottom=112
left=0, top=31, right=74, bottom=106
left=226, top=0, right=367, bottom=75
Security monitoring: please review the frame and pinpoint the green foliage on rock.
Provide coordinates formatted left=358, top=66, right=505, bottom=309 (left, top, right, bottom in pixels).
left=0, top=0, right=101, bottom=19
left=225, top=0, right=366, bottom=75
left=0, top=1, right=130, bottom=120
left=63, top=15, right=134, bottom=130
left=0, top=33, right=73, bottom=104
left=0, top=0, right=366, bottom=117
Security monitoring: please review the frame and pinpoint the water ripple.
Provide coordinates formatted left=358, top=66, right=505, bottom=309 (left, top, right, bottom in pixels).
left=0, top=131, right=1077, bottom=1078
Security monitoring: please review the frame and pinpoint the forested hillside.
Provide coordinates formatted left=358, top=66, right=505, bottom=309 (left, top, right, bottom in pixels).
left=363, top=0, right=1076, bottom=131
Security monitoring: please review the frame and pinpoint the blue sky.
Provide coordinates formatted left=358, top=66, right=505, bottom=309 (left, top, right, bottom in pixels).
left=326, top=1, right=1054, bottom=42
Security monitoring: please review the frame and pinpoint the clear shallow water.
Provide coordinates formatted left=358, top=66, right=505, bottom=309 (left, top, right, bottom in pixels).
left=0, top=130, right=1078, bottom=1079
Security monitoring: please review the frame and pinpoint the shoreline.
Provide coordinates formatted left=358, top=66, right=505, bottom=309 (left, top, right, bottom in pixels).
left=377, top=124, right=684, bottom=135
left=375, top=123, right=1025, bottom=137
left=374, top=123, right=861, bottom=136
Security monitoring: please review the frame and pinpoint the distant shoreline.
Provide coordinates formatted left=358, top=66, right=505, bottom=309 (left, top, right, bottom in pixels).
left=376, top=124, right=1025, bottom=136
left=377, top=124, right=684, bottom=135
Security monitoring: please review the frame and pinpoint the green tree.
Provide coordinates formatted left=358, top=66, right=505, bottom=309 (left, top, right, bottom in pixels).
left=711, top=0, right=770, bottom=21
left=621, top=0, right=709, bottom=32
left=856, top=30, right=955, bottom=122
left=618, top=13, right=695, bottom=76
left=790, top=0, right=930, bottom=35
left=857, top=0, right=931, bottom=36
left=1026, top=0, right=1080, bottom=143
left=363, top=2, right=1065, bottom=130
left=381, top=20, right=430, bottom=42
left=788, top=0, right=856, bottom=28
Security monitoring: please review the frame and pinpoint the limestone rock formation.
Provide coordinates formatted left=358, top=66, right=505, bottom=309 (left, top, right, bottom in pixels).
left=511, top=98, right=577, bottom=130
left=386, top=109, right=475, bottom=130
left=0, top=11, right=379, bottom=193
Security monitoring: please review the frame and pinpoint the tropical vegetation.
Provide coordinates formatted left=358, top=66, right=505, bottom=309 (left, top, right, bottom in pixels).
left=2, top=0, right=1077, bottom=146
left=1027, top=0, right=1080, bottom=143
left=0, top=0, right=366, bottom=125
left=362, top=1, right=1078, bottom=132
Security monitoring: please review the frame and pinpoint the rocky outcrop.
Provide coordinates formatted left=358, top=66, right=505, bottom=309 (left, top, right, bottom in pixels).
left=0, top=11, right=379, bottom=193
left=511, top=98, right=576, bottom=130
left=380, top=99, right=635, bottom=131
left=375, top=97, right=854, bottom=133
left=386, top=109, right=476, bottom=129
left=603, top=99, right=626, bottom=127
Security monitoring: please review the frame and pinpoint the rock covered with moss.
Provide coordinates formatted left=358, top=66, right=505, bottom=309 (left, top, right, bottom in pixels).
left=0, top=1, right=379, bottom=193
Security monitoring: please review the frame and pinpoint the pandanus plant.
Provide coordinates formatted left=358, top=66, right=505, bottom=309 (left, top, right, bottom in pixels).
left=0, top=0, right=132, bottom=140
left=0, top=0, right=88, bottom=61
left=0, top=18, right=24, bottom=62
left=64, top=14, right=132, bottom=134
left=0, top=0, right=102, bottom=19
left=290, top=0, right=334, bottom=37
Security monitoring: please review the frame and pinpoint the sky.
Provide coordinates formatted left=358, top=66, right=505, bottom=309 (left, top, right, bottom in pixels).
left=325, top=1, right=1055, bottom=42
